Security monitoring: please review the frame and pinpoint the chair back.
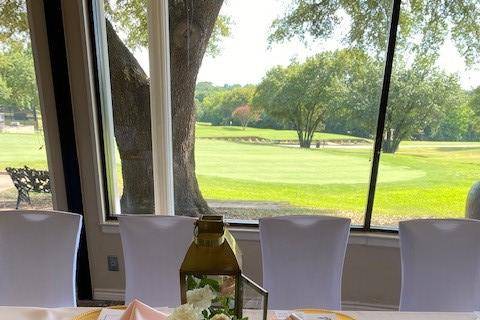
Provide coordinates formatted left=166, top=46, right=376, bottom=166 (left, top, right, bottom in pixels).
left=399, top=219, right=480, bottom=311
left=259, top=215, right=350, bottom=310
left=118, top=215, right=195, bottom=307
left=0, top=210, right=82, bottom=307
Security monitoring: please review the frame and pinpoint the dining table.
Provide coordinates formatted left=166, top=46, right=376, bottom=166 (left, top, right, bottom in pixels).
left=0, top=307, right=478, bottom=320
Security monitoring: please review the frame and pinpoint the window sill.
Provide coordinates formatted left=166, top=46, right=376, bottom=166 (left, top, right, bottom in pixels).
left=100, top=222, right=120, bottom=234
left=100, top=222, right=399, bottom=248
left=228, top=227, right=399, bottom=247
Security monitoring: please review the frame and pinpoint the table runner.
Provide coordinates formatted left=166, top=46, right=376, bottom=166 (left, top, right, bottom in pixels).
left=0, top=307, right=477, bottom=320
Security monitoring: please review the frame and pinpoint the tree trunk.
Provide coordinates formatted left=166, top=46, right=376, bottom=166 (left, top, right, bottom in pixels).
left=105, top=2, right=223, bottom=216
left=382, top=129, right=401, bottom=153
left=31, top=104, right=38, bottom=131
left=298, top=131, right=311, bottom=148
left=297, top=130, right=312, bottom=148
left=169, top=1, right=223, bottom=217
left=296, top=129, right=305, bottom=148
left=300, top=140, right=312, bottom=148
left=106, top=21, right=154, bottom=214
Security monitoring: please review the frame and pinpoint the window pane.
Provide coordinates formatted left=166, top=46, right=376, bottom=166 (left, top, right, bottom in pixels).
left=93, top=0, right=154, bottom=215
left=170, top=0, right=393, bottom=223
left=372, top=1, right=480, bottom=227
left=0, top=1, right=53, bottom=211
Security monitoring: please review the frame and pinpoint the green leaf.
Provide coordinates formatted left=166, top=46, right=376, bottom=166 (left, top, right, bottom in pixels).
left=187, top=275, right=198, bottom=290
left=199, top=277, right=221, bottom=292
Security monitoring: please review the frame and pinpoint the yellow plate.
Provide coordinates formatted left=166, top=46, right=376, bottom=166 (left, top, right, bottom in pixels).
left=296, top=308, right=355, bottom=320
left=72, top=307, right=353, bottom=320
left=72, top=306, right=127, bottom=320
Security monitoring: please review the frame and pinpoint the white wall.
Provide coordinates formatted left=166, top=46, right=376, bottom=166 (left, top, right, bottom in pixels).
left=91, top=228, right=401, bottom=310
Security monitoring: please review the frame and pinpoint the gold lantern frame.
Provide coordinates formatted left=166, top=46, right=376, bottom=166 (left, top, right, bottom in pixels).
left=180, top=215, right=244, bottom=318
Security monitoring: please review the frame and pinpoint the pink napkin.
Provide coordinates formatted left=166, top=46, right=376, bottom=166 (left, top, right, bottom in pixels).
left=120, top=299, right=169, bottom=320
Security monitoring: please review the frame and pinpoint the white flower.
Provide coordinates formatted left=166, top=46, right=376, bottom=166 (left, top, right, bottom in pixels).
left=167, top=303, right=199, bottom=320
left=211, top=313, right=231, bottom=320
left=186, top=286, right=216, bottom=311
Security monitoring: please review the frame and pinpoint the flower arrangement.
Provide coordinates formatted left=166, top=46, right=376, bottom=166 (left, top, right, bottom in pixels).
left=168, top=275, right=247, bottom=320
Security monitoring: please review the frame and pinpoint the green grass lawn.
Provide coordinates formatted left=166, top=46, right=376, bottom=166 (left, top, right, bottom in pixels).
left=196, top=139, right=478, bottom=222
left=1, top=128, right=478, bottom=226
left=0, top=132, right=50, bottom=170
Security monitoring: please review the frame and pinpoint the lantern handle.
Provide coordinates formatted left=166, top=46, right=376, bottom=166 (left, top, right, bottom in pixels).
left=193, top=222, right=199, bottom=237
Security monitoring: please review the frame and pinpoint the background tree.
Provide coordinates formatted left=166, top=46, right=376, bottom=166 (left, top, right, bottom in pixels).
left=196, top=83, right=288, bottom=130
left=0, top=75, right=12, bottom=106
left=195, top=82, right=224, bottom=106
left=269, top=0, right=480, bottom=65
left=269, top=0, right=478, bottom=151
left=200, top=85, right=255, bottom=126
left=382, top=65, right=464, bottom=152
left=468, top=87, right=480, bottom=122
left=429, top=103, right=472, bottom=141
left=254, top=52, right=343, bottom=148
left=0, top=41, right=40, bottom=130
left=232, top=104, right=259, bottom=129
left=324, top=49, right=382, bottom=139
left=465, top=86, right=480, bottom=140
left=0, top=0, right=29, bottom=43
left=0, top=0, right=41, bottom=130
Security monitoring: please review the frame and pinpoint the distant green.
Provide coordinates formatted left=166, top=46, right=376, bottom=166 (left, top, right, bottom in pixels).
left=195, top=138, right=479, bottom=221
left=195, top=123, right=363, bottom=141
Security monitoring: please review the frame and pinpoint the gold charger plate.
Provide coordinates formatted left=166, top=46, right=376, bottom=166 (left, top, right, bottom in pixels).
left=296, top=308, right=355, bottom=320
left=72, top=306, right=127, bottom=320
left=73, top=307, right=353, bottom=320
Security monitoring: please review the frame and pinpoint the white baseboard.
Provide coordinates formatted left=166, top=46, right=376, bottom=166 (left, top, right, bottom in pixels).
left=93, top=288, right=125, bottom=301
left=92, top=288, right=397, bottom=311
left=342, top=300, right=397, bottom=311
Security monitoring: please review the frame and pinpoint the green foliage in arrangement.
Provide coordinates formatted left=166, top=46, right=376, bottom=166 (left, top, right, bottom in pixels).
left=186, top=275, right=246, bottom=320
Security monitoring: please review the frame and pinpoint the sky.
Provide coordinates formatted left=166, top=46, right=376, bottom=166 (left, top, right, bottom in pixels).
left=134, top=0, right=479, bottom=90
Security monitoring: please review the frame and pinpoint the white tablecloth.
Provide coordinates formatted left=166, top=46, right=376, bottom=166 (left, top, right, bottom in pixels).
left=0, top=307, right=477, bottom=320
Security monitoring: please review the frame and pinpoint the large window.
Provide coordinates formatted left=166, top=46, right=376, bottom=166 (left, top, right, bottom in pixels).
left=190, top=0, right=392, bottom=225
left=371, top=0, right=480, bottom=227
left=0, top=0, right=53, bottom=211
left=92, top=0, right=480, bottom=230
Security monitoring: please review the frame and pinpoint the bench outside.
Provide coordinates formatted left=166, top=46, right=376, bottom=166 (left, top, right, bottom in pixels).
left=5, top=166, right=51, bottom=209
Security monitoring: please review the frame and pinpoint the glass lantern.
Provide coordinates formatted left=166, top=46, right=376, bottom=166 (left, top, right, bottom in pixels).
left=180, top=215, right=268, bottom=320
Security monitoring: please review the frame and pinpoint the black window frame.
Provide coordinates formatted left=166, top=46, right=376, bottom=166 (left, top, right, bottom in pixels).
left=88, top=0, right=402, bottom=232
left=87, top=0, right=113, bottom=220
left=43, top=0, right=93, bottom=299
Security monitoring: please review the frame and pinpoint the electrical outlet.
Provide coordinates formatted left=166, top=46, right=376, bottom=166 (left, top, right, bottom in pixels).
left=107, top=255, right=119, bottom=272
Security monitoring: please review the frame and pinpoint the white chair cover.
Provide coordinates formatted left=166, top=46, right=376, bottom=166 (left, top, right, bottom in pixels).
left=259, top=215, right=350, bottom=310
left=118, top=215, right=196, bottom=307
left=0, top=210, right=82, bottom=307
left=399, top=219, right=480, bottom=311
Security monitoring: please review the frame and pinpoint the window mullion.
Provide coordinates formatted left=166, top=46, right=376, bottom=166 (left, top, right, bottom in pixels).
left=363, top=0, right=402, bottom=231
left=148, top=0, right=175, bottom=215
